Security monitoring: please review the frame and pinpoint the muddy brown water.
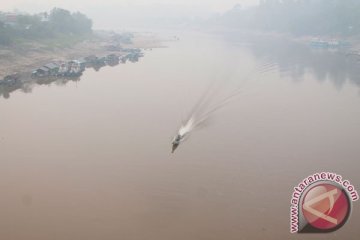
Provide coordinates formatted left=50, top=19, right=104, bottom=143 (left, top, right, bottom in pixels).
left=0, top=32, right=359, bottom=240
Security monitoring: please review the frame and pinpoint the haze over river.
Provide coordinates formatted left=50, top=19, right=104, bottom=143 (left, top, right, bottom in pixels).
left=1, top=32, right=359, bottom=239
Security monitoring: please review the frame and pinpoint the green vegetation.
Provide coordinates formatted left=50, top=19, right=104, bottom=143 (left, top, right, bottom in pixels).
left=219, top=0, right=360, bottom=36
left=0, top=8, right=92, bottom=45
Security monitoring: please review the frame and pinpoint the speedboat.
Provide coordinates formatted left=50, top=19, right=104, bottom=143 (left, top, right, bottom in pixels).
left=171, top=134, right=183, bottom=153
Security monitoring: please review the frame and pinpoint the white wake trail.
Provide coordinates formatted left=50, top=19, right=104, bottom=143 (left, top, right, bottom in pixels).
left=177, top=86, right=242, bottom=140
left=173, top=60, right=276, bottom=149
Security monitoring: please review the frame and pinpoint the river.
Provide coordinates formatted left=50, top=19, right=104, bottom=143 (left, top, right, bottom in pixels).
left=0, top=32, right=359, bottom=240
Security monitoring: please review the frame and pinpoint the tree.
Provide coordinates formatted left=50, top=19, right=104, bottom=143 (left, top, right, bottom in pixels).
left=0, top=21, right=11, bottom=45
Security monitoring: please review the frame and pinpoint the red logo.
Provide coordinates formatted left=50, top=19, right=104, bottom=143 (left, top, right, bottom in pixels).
left=300, top=183, right=351, bottom=232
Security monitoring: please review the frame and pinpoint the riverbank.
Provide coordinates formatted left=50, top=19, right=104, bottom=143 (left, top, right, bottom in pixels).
left=0, top=30, right=163, bottom=80
left=208, top=27, right=360, bottom=62
left=0, top=30, right=165, bottom=99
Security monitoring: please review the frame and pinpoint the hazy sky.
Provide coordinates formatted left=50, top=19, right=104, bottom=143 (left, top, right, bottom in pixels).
left=1, top=0, right=260, bottom=29
left=2, top=0, right=259, bottom=13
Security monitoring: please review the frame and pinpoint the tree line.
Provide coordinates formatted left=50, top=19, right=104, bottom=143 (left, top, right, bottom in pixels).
left=216, top=0, right=360, bottom=36
left=0, top=8, right=92, bottom=45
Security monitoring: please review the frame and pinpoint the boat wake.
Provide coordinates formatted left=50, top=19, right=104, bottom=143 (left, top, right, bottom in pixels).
left=172, top=60, right=277, bottom=152
left=175, top=82, right=243, bottom=144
